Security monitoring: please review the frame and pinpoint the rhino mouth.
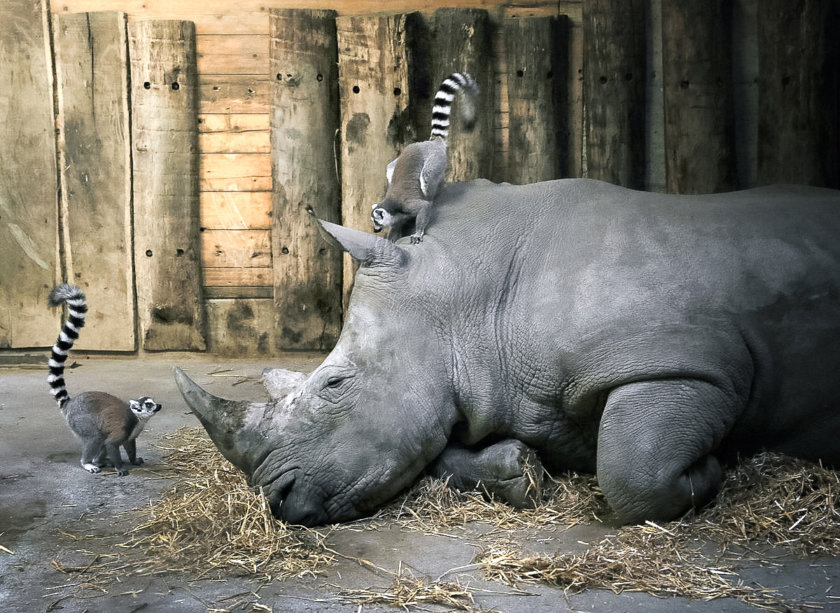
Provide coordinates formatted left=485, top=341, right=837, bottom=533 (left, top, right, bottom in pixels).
left=264, top=467, right=298, bottom=514
left=261, top=466, right=330, bottom=526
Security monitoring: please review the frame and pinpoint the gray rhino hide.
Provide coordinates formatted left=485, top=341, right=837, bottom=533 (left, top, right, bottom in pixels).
left=176, top=178, right=840, bottom=526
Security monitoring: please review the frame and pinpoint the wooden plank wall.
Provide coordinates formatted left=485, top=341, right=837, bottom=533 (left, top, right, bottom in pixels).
left=53, top=11, right=135, bottom=351
left=0, top=0, right=60, bottom=348
left=1, top=0, right=837, bottom=356
left=129, top=20, right=206, bottom=351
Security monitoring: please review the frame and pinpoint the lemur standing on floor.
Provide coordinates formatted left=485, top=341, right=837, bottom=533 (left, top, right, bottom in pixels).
left=47, top=284, right=161, bottom=476
left=371, top=72, right=479, bottom=244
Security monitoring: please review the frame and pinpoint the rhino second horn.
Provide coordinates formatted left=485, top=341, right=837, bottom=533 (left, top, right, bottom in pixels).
left=173, top=367, right=267, bottom=475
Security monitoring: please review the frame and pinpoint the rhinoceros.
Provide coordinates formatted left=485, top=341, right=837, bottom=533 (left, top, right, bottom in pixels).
left=175, top=178, right=840, bottom=526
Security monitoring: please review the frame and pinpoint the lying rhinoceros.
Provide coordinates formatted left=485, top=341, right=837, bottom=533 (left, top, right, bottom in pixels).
left=175, top=178, right=840, bottom=526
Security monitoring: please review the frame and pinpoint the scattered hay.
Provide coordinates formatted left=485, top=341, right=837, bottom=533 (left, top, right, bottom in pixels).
left=52, top=427, right=839, bottom=611
left=338, top=574, right=475, bottom=610
left=475, top=452, right=839, bottom=610
left=119, top=427, right=332, bottom=581
left=377, top=470, right=609, bottom=533
left=702, top=453, right=840, bottom=556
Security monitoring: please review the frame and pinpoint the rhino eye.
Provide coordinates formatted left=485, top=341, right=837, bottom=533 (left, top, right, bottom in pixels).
left=326, top=376, right=345, bottom=388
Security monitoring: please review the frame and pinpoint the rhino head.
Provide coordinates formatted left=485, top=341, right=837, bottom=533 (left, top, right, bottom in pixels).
left=175, top=220, right=457, bottom=525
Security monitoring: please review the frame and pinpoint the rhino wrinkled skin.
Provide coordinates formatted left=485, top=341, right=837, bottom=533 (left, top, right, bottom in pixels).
left=176, top=178, right=840, bottom=526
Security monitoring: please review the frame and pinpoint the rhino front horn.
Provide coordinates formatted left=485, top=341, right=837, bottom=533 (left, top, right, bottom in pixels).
left=173, top=367, right=268, bottom=475
left=314, top=218, right=405, bottom=267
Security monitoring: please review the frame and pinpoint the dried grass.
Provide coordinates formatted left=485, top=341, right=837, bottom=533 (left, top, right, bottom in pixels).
left=119, top=428, right=332, bottom=581
left=51, top=427, right=839, bottom=611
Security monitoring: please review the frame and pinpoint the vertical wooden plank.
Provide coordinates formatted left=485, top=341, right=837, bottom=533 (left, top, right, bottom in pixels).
left=758, top=0, right=840, bottom=188
left=129, top=20, right=205, bottom=351
left=270, top=9, right=342, bottom=351
left=337, top=14, right=416, bottom=304
left=662, top=0, right=736, bottom=194
left=53, top=11, right=135, bottom=351
left=431, top=8, right=495, bottom=182
left=583, top=0, right=647, bottom=189
left=0, top=0, right=59, bottom=348
left=504, top=16, right=567, bottom=185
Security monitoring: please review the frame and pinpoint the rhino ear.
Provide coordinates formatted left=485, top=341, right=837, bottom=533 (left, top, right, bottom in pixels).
left=310, top=212, right=405, bottom=267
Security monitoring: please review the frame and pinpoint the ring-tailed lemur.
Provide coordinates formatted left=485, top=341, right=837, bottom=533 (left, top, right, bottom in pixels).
left=371, top=72, right=479, bottom=244
left=48, top=284, right=161, bottom=476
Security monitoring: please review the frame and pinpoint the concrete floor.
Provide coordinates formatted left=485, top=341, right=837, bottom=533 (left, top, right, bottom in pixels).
left=0, top=354, right=837, bottom=612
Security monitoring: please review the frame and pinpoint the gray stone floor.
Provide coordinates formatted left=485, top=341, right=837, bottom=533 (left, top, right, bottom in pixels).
left=0, top=355, right=837, bottom=612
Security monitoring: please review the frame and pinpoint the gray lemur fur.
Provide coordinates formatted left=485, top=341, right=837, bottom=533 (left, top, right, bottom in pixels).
left=371, top=72, right=479, bottom=244
left=47, top=284, right=162, bottom=476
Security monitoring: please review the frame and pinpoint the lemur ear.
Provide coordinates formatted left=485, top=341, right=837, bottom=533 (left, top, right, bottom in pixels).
left=308, top=207, right=405, bottom=267
left=129, top=399, right=140, bottom=410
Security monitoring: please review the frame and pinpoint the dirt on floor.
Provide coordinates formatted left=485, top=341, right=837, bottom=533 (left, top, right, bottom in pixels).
left=1, top=354, right=838, bottom=612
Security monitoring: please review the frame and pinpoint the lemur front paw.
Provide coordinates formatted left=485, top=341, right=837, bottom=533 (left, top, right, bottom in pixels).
left=116, top=467, right=130, bottom=476
left=82, top=463, right=102, bottom=474
left=131, top=457, right=145, bottom=466
left=410, top=232, right=424, bottom=244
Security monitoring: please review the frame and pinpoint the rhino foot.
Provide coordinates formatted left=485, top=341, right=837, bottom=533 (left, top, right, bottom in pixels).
left=428, top=439, right=543, bottom=508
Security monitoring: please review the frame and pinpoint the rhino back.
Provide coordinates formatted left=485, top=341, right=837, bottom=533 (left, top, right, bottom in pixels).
left=419, top=179, right=840, bottom=463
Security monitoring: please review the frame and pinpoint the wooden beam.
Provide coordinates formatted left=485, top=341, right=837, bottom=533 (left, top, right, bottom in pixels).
left=0, top=0, right=60, bottom=348
left=129, top=19, right=205, bottom=351
left=336, top=13, right=417, bottom=304
left=270, top=9, right=343, bottom=351
left=583, top=0, right=646, bottom=188
left=54, top=11, right=135, bottom=351
left=758, top=0, right=840, bottom=188
left=431, top=8, right=495, bottom=182
left=662, top=0, right=736, bottom=193
left=504, top=16, right=568, bottom=184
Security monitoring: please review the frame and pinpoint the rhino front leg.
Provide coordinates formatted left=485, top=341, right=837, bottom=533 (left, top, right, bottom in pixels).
left=427, top=439, right=543, bottom=508
left=597, top=378, right=740, bottom=523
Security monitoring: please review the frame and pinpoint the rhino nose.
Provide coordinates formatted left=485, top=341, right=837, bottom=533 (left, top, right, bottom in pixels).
left=269, top=476, right=328, bottom=526
left=276, top=498, right=328, bottom=526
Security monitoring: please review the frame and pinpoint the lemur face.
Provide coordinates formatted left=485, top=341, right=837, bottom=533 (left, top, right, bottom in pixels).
left=129, top=396, right=162, bottom=419
left=371, top=206, right=391, bottom=233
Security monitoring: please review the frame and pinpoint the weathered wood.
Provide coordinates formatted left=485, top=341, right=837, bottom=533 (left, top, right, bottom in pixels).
left=337, top=13, right=417, bottom=304
left=504, top=16, right=568, bottom=184
left=0, top=0, right=60, bottom=348
left=583, top=0, right=646, bottom=188
left=758, top=0, right=840, bottom=188
left=431, top=8, right=495, bottom=182
left=270, top=9, right=343, bottom=351
left=200, top=153, right=272, bottom=188
left=203, top=267, right=272, bottom=287
left=199, top=129, right=270, bottom=154
left=129, top=20, right=205, bottom=351
left=196, top=34, right=269, bottom=74
left=662, top=0, right=736, bottom=194
left=200, top=191, right=272, bottom=229
left=54, top=11, right=135, bottom=351
left=205, top=286, right=273, bottom=299
left=205, top=298, right=276, bottom=355
left=199, top=76, right=271, bottom=113
left=201, top=229, right=271, bottom=268
left=199, top=113, right=269, bottom=133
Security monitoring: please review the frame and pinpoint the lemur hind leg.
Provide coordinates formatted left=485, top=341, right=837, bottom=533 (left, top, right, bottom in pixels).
left=428, top=439, right=543, bottom=508
left=408, top=199, right=433, bottom=244
left=80, top=438, right=104, bottom=473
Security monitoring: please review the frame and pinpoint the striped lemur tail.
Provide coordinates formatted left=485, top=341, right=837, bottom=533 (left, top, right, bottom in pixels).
left=429, top=72, right=479, bottom=141
left=47, top=283, right=87, bottom=408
